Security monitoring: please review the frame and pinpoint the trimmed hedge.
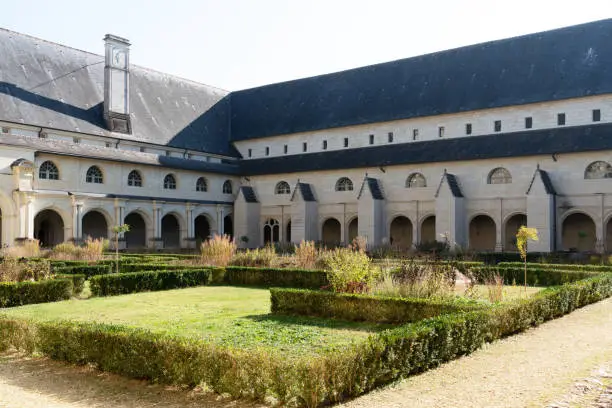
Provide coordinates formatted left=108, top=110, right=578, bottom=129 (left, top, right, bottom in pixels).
left=90, top=269, right=212, bottom=296
left=53, top=264, right=112, bottom=278
left=55, top=274, right=85, bottom=296
left=0, top=279, right=73, bottom=308
left=117, top=263, right=203, bottom=274
left=1, top=273, right=611, bottom=406
left=270, top=288, right=485, bottom=323
left=220, top=266, right=328, bottom=288
left=469, top=266, right=599, bottom=286
left=498, top=262, right=612, bottom=272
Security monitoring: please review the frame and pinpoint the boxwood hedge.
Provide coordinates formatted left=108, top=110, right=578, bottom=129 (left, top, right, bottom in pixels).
left=0, top=279, right=73, bottom=308
left=220, top=266, right=328, bottom=288
left=90, top=269, right=212, bottom=296
left=498, top=262, right=612, bottom=272
left=469, top=266, right=599, bottom=286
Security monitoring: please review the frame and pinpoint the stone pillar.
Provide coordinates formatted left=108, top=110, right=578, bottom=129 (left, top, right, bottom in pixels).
left=216, top=205, right=225, bottom=236
left=72, top=201, right=83, bottom=243
left=185, top=204, right=195, bottom=249
left=152, top=204, right=163, bottom=249
left=25, top=194, right=34, bottom=239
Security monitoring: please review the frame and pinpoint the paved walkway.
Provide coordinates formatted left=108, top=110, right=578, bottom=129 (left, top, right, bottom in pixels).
left=1, top=297, right=611, bottom=408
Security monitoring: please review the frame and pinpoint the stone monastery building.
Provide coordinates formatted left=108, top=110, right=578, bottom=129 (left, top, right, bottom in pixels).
left=2, top=19, right=612, bottom=253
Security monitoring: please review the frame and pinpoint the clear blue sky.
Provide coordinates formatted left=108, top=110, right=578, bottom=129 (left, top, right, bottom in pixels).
left=0, top=0, right=609, bottom=90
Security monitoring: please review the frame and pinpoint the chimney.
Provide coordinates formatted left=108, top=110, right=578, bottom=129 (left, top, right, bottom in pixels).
left=103, top=34, right=131, bottom=134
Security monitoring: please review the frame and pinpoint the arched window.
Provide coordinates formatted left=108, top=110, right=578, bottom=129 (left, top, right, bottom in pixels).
left=163, top=174, right=177, bottom=189
left=222, top=180, right=233, bottom=194
left=85, top=166, right=103, bottom=184
left=275, top=181, right=291, bottom=195
left=335, top=177, right=354, bottom=192
left=585, top=161, right=612, bottom=179
left=406, top=173, right=426, bottom=188
left=39, top=161, right=59, bottom=180
left=488, top=167, right=512, bottom=184
left=127, top=170, right=142, bottom=187
left=263, top=218, right=280, bottom=243
left=196, top=177, right=208, bottom=192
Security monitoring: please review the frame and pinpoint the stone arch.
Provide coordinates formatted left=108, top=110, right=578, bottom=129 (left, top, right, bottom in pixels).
left=82, top=210, right=109, bottom=240
left=469, top=214, right=497, bottom=251
left=390, top=215, right=413, bottom=248
left=420, top=215, right=436, bottom=244
left=224, top=214, right=234, bottom=239
left=263, top=218, right=280, bottom=244
left=347, top=217, right=359, bottom=244
left=124, top=212, right=147, bottom=248
left=322, top=218, right=341, bottom=246
left=161, top=213, right=181, bottom=248
left=504, top=213, right=527, bottom=251
left=605, top=214, right=612, bottom=252
left=562, top=212, right=596, bottom=251
left=286, top=219, right=292, bottom=243
left=34, top=209, right=65, bottom=247
left=194, top=213, right=212, bottom=242
left=488, top=167, right=512, bottom=184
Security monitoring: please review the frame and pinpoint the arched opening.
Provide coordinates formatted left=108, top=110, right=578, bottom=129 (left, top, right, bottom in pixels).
left=263, top=218, right=280, bottom=244
left=606, top=218, right=612, bottom=253
left=286, top=220, right=292, bottom=243
left=82, top=211, right=108, bottom=240
left=194, top=215, right=211, bottom=242
left=34, top=209, right=64, bottom=247
left=124, top=212, right=146, bottom=248
left=420, top=216, right=436, bottom=244
left=224, top=214, right=234, bottom=239
left=504, top=214, right=527, bottom=251
left=562, top=213, right=596, bottom=251
left=390, top=216, right=413, bottom=248
left=348, top=218, right=359, bottom=244
left=469, top=215, right=497, bottom=251
left=161, top=214, right=181, bottom=248
left=322, top=218, right=341, bottom=246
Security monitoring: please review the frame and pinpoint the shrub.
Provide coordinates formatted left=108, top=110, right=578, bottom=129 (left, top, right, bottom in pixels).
left=230, top=246, right=277, bottom=267
left=271, top=288, right=485, bottom=324
left=294, top=240, right=318, bottom=269
left=0, top=278, right=73, bottom=307
left=498, top=262, right=612, bottom=272
left=350, top=236, right=368, bottom=252
left=0, top=258, right=52, bottom=283
left=2, top=240, right=41, bottom=258
left=118, top=263, right=203, bottom=274
left=374, top=261, right=455, bottom=299
left=47, top=238, right=107, bottom=261
left=470, top=266, right=598, bottom=286
left=219, top=266, right=328, bottom=288
left=90, top=269, right=212, bottom=296
left=200, top=234, right=236, bottom=267
left=53, top=264, right=112, bottom=278
left=484, top=272, right=504, bottom=303
left=55, top=274, right=85, bottom=296
left=325, top=248, right=378, bottom=293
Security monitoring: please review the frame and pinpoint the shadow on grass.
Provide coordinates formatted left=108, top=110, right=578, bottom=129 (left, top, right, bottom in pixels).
left=0, top=351, right=266, bottom=408
left=243, top=313, right=394, bottom=333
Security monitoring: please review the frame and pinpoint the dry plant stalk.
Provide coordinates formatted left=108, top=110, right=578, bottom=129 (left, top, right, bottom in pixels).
left=485, top=273, right=504, bottom=303
left=2, top=240, right=41, bottom=258
left=295, top=240, right=317, bottom=269
left=200, top=234, right=236, bottom=267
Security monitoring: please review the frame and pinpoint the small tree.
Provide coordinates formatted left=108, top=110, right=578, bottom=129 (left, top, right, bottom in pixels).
left=111, top=224, right=130, bottom=273
left=516, top=225, right=538, bottom=292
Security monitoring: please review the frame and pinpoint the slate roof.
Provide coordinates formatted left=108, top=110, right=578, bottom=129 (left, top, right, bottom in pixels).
left=526, top=167, right=557, bottom=195
left=230, top=19, right=612, bottom=141
left=0, top=28, right=236, bottom=157
left=435, top=172, right=464, bottom=198
left=239, top=186, right=258, bottom=203
left=358, top=177, right=384, bottom=200
left=0, top=134, right=240, bottom=175
left=239, top=123, right=612, bottom=175
left=290, top=182, right=316, bottom=202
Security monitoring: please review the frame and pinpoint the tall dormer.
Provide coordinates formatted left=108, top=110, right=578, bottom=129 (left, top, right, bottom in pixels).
left=103, top=34, right=131, bottom=133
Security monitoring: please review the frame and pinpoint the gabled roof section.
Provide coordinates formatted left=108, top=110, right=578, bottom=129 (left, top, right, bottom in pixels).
left=230, top=19, right=612, bottom=141
left=0, top=28, right=236, bottom=157
left=357, top=177, right=384, bottom=200
left=436, top=171, right=464, bottom=198
left=290, top=182, right=316, bottom=202
left=238, top=186, right=258, bottom=203
left=239, top=123, right=612, bottom=175
left=526, top=166, right=557, bottom=195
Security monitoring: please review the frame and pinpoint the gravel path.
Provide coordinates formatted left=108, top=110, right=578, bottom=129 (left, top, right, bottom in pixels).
left=0, top=297, right=611, bottom=408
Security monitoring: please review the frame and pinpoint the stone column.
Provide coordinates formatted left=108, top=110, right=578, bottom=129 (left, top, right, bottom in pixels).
left=25, top=194, right=34, bottom=239
left=185, top=204, right=195, bottom=248
left=72, top=201, right=83, bottom=243
left=216, top=205, right=225, bottom=236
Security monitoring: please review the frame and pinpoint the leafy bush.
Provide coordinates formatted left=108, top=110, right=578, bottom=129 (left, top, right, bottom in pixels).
left=470, top=266, right=598, bottom=286
left=415, top=240, right=450, bottom=254
left=0, top=278, right=73, bottom=307
left=53, top=264, right=112, bottom=278
left=117, top=263, right=203, bottom=274
left=374, top=261, right=456, bottom=299
left=90, top=269, right=212, bottom=296
left=230, top=246, right=277, bottom=267
left=325, top=248, right=378, bottom=293
left=220, top=266, right=328, bottom=288
left=271, top=288, right=485, bottom=324
left=294, top=240, right=318, bottom=270
left=200, top=234, right=236, bottom=267
left=0, top=258, right=52, bottom=282
left=55, top=274, right=85, bottom=296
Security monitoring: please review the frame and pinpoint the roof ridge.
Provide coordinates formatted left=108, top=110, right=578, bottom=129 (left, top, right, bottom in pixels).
left=0, top=26, right=229, bottom=93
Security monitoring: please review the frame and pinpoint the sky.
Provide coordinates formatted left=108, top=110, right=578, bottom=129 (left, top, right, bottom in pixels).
left=0, top=0, right=610, bottom=91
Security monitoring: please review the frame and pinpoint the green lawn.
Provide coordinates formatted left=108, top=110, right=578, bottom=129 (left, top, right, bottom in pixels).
left=2, top=286, right=388, bottom=356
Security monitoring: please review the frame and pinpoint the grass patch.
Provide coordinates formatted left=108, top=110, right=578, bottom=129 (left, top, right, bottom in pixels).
left=1, top=286, right=387, bottom=356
